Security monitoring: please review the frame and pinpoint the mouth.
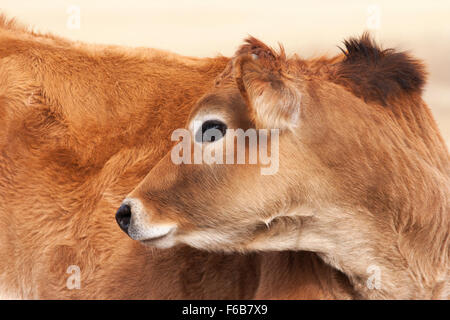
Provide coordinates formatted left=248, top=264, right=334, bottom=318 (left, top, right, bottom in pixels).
left=141, top=228, right=174, bottom=242
left=138, top=227, right=177, bottom=248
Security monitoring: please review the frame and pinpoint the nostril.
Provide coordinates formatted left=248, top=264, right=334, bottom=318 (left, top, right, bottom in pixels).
left=115, top=204, right=131, bottom=234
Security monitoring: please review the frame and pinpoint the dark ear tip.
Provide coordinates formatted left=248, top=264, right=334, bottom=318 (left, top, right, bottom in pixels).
left=334, top=33, right=427, bottom=104
left=237, top=36, right=279, bottom=61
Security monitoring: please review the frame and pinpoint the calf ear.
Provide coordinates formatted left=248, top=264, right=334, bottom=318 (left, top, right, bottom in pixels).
left=333, top=33, right=427, bottom=106
left=232, top=43, right=301, bottom=130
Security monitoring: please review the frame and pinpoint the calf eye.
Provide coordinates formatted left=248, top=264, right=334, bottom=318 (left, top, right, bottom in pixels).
left=195, top=120, right=227, bottom=143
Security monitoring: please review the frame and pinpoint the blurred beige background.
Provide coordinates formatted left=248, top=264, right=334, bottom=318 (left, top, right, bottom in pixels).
left=2, top=0, right=449, bottom=145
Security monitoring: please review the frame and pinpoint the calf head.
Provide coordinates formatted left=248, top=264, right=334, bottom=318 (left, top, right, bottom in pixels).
left=117, top=35, right=449, bottom=299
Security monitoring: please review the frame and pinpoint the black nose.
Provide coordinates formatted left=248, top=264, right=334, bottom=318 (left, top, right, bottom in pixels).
left=116, top=204, right=131, bottom=234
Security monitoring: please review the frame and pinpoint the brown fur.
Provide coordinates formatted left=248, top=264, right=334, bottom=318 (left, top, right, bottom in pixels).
left=0, top=14, right=350, bottom=300
left=0, top=14, right=259, bottom=299
left=128, top=36, right=449, bottom=299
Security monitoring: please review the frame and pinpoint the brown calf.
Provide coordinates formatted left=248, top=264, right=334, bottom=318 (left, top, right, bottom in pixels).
left=122, top=35, right=449, bottom=299
left=0, top=14, right=349, bottom=300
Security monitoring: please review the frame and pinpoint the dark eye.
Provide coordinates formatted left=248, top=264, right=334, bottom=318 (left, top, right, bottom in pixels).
left=195, top=120, right=227, bottom=143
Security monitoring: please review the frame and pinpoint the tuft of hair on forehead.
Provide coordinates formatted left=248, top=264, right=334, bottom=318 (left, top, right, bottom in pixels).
left=332, top=33, right=427, bottom=106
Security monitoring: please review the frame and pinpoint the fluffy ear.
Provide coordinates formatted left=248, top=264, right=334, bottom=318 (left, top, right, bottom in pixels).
left=333, top=33, right=427, bottom=105
left=232, top=40, right=301, bottom=130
